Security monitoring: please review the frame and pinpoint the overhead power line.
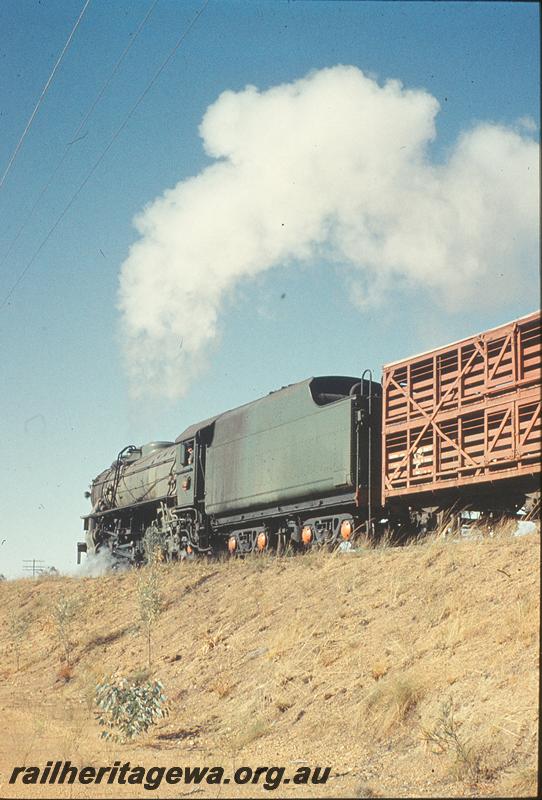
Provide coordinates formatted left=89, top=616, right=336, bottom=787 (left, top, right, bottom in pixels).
left=0, top=0, right=209, bottom=313
left=0, top=0, right=92, bottom=193
left=0, top=0, right=159, bottom=273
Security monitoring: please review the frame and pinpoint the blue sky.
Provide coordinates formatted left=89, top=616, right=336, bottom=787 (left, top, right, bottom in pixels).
left=0, top=1, right=539, bottom=577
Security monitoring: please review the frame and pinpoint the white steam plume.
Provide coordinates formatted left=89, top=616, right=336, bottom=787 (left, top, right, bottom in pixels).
left=118, top=65, right=539, bottom=398
left=74, top=548, right=117, bottom=577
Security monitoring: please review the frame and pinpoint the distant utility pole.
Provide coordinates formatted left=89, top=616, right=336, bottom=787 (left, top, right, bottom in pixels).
left=22, top=559, right=46, bottom=577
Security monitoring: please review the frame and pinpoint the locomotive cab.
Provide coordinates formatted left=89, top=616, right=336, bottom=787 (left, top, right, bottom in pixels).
left=176, top=439, right=196, bottom=506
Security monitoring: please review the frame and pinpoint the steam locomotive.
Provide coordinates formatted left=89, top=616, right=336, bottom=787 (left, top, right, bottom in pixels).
left=79, top=312, right=541, bottom=565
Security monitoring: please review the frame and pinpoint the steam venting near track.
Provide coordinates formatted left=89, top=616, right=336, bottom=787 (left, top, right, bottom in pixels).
left=118, top=65, right=539, bottom=399
left=76, top=549, right=118, bottom=577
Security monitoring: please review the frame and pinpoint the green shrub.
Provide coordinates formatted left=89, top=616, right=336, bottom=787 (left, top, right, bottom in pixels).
left=95, top=675, right=169, bottom=742
left=422, top=698, right=490, bottom=782
left=51, top=593, right=80, bottom=666
left=8, top=613, right=30, bottom=671
left=137, top=559, right=162, bottom=667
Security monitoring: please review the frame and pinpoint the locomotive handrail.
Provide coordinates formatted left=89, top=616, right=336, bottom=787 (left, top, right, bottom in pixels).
left=109, top=444, right=139, bottom=508
left=361, top=369, right=373, bottom=536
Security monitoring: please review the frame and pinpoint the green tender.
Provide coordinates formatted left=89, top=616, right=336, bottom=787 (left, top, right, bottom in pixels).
left=205, top=379, right=355, bottom=515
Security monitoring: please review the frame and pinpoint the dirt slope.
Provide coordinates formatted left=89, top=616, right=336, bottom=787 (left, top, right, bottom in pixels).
left=0, top=528, right=539, bottom=798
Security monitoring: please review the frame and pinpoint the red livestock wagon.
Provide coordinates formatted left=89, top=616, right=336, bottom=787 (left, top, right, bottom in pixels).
left=381, top=311, right=541, bottom=514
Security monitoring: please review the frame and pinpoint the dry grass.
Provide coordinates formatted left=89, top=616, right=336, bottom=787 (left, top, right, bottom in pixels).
left=0, top=521, right=538, bottom=797
left=501, top=767, right=538, bottom=797
left=354, top=779, right=382, bottom=797
left=55, top=663, right=73, bottom=683
left=209, top=673, right=236, bottom=699
left=421, top=698, right=495, bottom=783
left=370, top=659, right=389, bottom=681
left=364, top=670, right=427, bottom=736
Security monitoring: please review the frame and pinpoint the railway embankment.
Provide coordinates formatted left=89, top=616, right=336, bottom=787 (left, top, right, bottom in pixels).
left=0, top=526, right=539, bottom=798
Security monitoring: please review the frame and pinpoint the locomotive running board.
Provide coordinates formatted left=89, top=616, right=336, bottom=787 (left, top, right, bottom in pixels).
left=81, top=494, right=172, bottom=519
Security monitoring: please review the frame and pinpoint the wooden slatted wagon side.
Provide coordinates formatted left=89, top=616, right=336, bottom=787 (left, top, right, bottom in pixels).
left=381, top=310, right=541, bottom=515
